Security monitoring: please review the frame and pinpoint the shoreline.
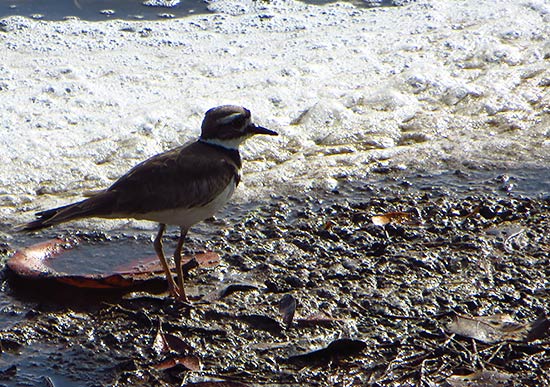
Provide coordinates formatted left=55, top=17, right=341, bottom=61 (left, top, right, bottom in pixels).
left=1, top=174, right=549, bottom=385
left=1, top=0, right=549, bottom=226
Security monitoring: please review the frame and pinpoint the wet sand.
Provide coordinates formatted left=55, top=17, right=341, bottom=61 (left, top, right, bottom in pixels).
left=1, top=0, right=549, bottom=228
left=1, top=170, right=549, bottom=386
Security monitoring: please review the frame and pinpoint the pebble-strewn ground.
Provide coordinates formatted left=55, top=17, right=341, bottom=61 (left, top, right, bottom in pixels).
left=1, top=175, right=548, bottom=386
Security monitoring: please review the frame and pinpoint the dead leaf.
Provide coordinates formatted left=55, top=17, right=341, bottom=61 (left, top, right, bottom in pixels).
left=163, top=333, right=194, bottom=354
left=526, top=315, right=550, bottom=342
left=181, top=382, right=251, bottom=387
left=322, top=220, right=335, bottom=231
left=446, top=370, right=513, bottom=387
left=154, top=355, right=201, bottom=371
left=283, top=338, right=366, bottom=365
left=372, top=211, right=413, bottom=226
left=204, top=283, right=258, bottom=301
left=447, top=313, right=531, bottom=344
left=152, top=320, right=194, bottom=356
left=218, top=283, right=258, bottom=300
left=279, top=294, right=296, bottom=329
left=238, top=314, right=283, bottom=335
left=152, top=320, right=169, bottom=356
left=295, top=312, right=337, bottom=328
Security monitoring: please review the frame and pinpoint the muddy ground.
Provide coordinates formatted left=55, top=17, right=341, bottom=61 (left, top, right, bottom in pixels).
left=1, top=170, right=549, bottom=386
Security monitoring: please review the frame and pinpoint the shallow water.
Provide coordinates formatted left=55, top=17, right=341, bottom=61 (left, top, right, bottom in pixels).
left=383, top=167, right=550, bottom=199
left=0, top=0, right=405, bottom=21
left=46, top=236, right=156, bottom=274
left=0, top=0, right=210, bottom=21
left=1, top=345, right=77, bottom=387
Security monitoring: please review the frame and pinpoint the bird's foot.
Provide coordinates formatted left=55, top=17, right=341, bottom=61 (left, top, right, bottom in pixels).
left=176, top=292, right=190, bottom=304
left=166, top=281, right=190, bottom=304
left=166, top=280, right=182, bottom=297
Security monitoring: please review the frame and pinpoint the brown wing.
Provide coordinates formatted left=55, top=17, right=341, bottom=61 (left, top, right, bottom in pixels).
left=106, top=141, right=240, bottom=215
left=20, top=141, right=239, bottom=231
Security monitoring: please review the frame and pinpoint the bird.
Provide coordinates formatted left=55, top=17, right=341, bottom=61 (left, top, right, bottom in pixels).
left=21, top=105, right=278, bottom=301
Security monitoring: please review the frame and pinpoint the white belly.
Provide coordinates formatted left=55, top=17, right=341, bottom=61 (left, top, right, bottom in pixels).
left=134, top=180, right=236, bottom=229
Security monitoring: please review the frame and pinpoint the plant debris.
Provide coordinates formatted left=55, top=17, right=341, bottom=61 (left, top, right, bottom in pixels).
left=279, top=294, right=296, bottom=329
left=371, top=211, right=415, bottom=226
left=447, top=313, right=545, bottom=344
left=283, top=338, right=367, bottom=366
left=446, top=370, right=513, bottom=387
left=1, top=177, right=549, bottom=385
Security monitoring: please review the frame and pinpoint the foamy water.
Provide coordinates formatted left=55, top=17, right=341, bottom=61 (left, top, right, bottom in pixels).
left=1, top=0, right=549, bottom=230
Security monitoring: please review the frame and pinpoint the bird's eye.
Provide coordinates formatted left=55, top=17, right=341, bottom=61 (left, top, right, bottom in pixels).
left=231, top=115, right=246, bottom=128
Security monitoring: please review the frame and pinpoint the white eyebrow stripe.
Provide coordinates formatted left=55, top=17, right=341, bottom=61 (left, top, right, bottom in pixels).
left=217, top=112, right=243, bottom=125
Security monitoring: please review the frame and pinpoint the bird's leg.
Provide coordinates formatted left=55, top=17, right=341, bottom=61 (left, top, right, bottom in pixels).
left=174, top=227, right=189, bottom=302
left=153, top=223, right=181, bottom=298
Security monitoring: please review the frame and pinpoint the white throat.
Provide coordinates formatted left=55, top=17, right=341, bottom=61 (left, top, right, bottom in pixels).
left=200, top=135, right=249, bottom=150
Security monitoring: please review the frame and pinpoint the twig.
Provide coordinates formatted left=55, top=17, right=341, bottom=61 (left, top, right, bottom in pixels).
left=484, top=343, right=505, bottom=364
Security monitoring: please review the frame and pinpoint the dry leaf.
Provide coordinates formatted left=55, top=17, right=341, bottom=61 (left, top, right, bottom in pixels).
left=526, top=315, right=550, bottom=342
left=446, top=370, right=513, bottom=387
left=163, top=333, right=194, bottom=354
left=322, top=220, right=335, bottom=231
left=279, top=294, right=296, bottom=329
left=152, top=320, right=195, bottom=356
left=448, top=313, right=531, bottom=344
left=204, top=283, right=258, bottom=301
left=284, top=338, right=366, bottom=365
left=372, top=211, right=412, bottom=226
left=181, top=382, right=251, bottom=387
left=152, top=320, right=169, bottom=356
left=295, top=312, right=336, bottom=328
left=218, top=283, right=258, bottom=299
left=154, top=355, right=201, bottom=371
left=238, top=315, right=283, bottom=335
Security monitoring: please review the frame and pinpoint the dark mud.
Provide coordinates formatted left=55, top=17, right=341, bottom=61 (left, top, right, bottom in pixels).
left=1, top=170, right=549, bottom=386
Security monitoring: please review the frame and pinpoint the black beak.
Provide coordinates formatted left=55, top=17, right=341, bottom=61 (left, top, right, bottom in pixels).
left=247, top=123, right=278, bottom=136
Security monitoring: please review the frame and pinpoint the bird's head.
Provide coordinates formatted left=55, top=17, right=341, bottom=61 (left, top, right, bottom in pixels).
left=199, top=105, right=277, bottom=149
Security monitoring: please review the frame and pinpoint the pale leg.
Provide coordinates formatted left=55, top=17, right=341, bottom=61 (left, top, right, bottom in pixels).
left=153, top=223, right=181, bottom=297
left=174, top=227, right=189, bottom=302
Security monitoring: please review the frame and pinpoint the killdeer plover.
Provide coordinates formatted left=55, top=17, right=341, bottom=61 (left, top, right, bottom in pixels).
left=21, top=105, right=278, bottom=301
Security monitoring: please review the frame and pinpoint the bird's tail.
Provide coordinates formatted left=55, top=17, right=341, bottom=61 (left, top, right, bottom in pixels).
left=19, top=191, right=116, bottom=231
